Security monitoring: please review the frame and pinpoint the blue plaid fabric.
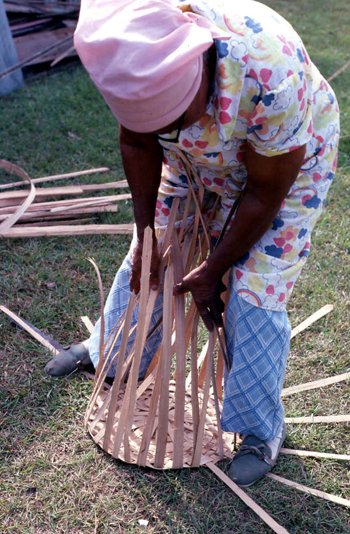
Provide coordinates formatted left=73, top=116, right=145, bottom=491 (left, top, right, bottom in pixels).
left=88, top=249, right=164, bottom=378
left=221, top=287, right=291, bottom=441
left=89, top=248, right=291, bottom=440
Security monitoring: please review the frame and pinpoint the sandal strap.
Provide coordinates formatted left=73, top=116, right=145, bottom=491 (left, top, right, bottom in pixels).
left=234, top=444, right=274, bottom=466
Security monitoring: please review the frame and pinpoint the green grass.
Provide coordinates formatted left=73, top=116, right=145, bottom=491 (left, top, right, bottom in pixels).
left=1, top=1, right=350, bottom=532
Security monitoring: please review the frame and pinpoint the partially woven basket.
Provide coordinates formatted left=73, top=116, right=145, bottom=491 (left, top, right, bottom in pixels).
left=85, top=156, right=237, bottom=469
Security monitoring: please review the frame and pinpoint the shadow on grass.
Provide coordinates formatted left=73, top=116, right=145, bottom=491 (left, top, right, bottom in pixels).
left=1, top=348, right=348, bottom=534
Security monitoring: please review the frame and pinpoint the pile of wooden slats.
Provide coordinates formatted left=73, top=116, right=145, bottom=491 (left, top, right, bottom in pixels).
left=2, top=0, right=80, bottom=81
left=0, top=160, right=134, bottom=238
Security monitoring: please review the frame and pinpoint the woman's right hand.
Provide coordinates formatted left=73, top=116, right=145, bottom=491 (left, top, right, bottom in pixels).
left=129, top=235, right=161, bottom=294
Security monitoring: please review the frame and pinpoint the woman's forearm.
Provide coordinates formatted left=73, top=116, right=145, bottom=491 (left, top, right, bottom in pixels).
left=120, top=126, right=163, bottom=239
left=206, top=143, right=307, bottom=279
left=206, top=189, right=282, bottom=279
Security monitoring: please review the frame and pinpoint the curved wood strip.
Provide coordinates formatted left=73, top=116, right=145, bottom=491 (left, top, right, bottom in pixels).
left=0, top=159, right=36, bottom=231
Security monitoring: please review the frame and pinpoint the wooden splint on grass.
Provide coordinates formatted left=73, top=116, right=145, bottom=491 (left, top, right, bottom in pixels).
left=2, top=299, right=347, bottom=534
left=0, top=159, right=132, bottom=237
left=1, top=153, right=347, bottom=532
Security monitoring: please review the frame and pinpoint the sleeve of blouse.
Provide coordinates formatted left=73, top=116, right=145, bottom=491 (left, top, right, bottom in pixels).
left=246, top=71, right=313, bottom=156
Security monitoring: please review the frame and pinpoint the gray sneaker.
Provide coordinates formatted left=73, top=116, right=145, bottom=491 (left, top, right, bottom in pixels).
left=45, top=343, right=92, bottom=377
left=228, top=423, right=287, bottom=487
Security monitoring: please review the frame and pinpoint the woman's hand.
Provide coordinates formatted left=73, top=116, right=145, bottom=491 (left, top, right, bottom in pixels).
left=130, top=236, right=161, bottom=294
left=173, top=262, right=226, bottom=331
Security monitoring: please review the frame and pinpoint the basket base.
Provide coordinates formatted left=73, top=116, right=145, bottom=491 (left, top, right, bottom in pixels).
left=86, top=380, right=236, bottom=469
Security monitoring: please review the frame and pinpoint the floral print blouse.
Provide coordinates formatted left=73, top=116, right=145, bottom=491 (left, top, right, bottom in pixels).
left=154, top=0, right=339, bottom=311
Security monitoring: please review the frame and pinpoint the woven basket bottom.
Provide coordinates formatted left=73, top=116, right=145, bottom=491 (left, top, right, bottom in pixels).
left=86, top=380, right=236, bottom=469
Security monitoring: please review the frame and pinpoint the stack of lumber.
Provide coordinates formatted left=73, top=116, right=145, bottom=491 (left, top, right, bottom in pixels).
left=1, top=0, right=80, bottom=82
left=0, top=159, right=134, bottom=237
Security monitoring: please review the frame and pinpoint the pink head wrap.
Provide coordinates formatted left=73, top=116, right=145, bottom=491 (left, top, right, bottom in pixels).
left=74, top=0, right=229, bottom=132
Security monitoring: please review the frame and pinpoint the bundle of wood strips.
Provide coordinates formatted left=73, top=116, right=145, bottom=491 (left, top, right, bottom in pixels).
left=0, top=159, right=133, bottom=237
left=85, top=222, right=236, bottom=470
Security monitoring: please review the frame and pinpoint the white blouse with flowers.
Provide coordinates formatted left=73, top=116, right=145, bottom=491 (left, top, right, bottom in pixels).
left=154, top=0, right=339, bottom=311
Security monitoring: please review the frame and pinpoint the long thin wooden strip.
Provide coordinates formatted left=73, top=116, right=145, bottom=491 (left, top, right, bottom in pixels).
left=81, top=316, right=94, bottom=334
left=137, top=362, right=162, bottom=466
left=207, top=463, right=290, bottom=534
left=181, top=299, right=197, bottom=370
left=87, top=259, right=105, bottom=383
left=210, top=356, right=224, bottom=459
left=172, top=233, right=187, bottom=469
left=0, top=224, right=134, bottom=237
left=112, top=228, right=154, bottom=457
left=44, top=201, right=120, bottom=215
left=135, top=365, right=158, bottom=400
left=0, top=35, right=73, bottom=80
left=0, top=185, right=130, bottom=200
left=0, top=160, right=36, bottom=231
left=2, top=205, right=118, bottom=222
left=198, top=346, right=209, bottom=389
left=186, top=340, right=209, bottom=389
left=0, top=194, right=129, bottom=211
left=154, top=264, right=174, bottom=468
left=16, top=217, right=97, bottom=227
left=211, top=352, right=225, bottom=459
left=51, top=45, right=75, bottom=67
left=103, top=294, right=138, bottom=450
left=87, top=309, right=134, bottom=423
left=180, top=230, right=194, bottom=272
left=215, top=341, right=225, bottom=403
left=159, top=197, right=180, bottom=256
left=0, top=195, right=123, bottom=213
left=184, top=210, right=201, bottom=274
left=327, top=59, right=350, bottom=83
left=190, top=312, right=200, bottom=449
left=0, top=305, right=59, bottom=355
left=121, top=289, right=159, bottom=446
left=138, top=199, right=178, bottom=381
left=215, top=271, right=231, bottom=399
left=51, top=194, right=131, bottom=212
left=282, top=372, right=350, bottom=397
left=0, top=167, right=111, bottom=190
left=88, top=393, right=113, bottom=437
left=180, top=154, right=211, bottom=249
left=192, top=332, right=215, bottom=467
left=285, top=414, right=350, bottom=424
left=280, top=448, right=350, bottom=461
left=291, top=304, right=333, bottom=339
left=178, top=189, right=192, bottom=242
left=182, top=162, right=210, bottom=250
left=266, top=473, right=350, bottom=508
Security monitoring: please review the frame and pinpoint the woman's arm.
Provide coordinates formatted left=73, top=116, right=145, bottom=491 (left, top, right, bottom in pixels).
left=174, top=143, right=306, bottom=330
left=119, top=125, right=164, bottom=293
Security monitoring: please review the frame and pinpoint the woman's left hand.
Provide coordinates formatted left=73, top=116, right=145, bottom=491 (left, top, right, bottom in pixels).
left=173, top=262, right=226, bottom=331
